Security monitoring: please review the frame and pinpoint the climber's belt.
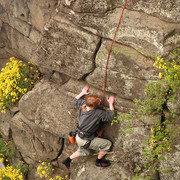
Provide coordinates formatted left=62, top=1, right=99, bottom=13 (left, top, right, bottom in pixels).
left=77, top=128, right=92, bottom=139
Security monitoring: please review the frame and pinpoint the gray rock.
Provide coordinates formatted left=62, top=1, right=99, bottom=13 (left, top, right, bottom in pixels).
left=3, top=14, right=32, bottom=37
left=59, top=5, right=180, bottom=57
left=159, top=148, right=180, bottom=180
left=32, top=17, right=100, bottom=79
left=0, top=0, right=30, bottom=22
left=0, top=58, right=11, bottom=70
left=50, top=71, right=70, bottom=85
left=0, top=23, right=35, bottom=61
left=70, top=157, right=132, bottom=180
left=86, top=40, right=158, bottom=100
left=63, top=0, right=180, bottom=23
left=10, top=112, right=63, bottom=164
left=0, top=110, right=12, bottom=140
left=125, top=0, right=180, bottom=23
left=19, top=81, right=79, bottom=137
left=27, top=0, right=58, bottom=32
left=29, top=27, right=42, bottom=43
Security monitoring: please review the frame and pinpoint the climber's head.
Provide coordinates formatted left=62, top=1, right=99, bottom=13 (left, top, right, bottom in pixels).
left=86, top=95, right=101, bottom=109
left=82, top=95, right=101, bottom=112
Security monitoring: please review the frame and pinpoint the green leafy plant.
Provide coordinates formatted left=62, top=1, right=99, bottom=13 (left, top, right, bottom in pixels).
left=112, top=51, right=180, bottom=179
left=0, top=137, right=27, bottom=179
left=13, top=160, right=29, bottom=177
left=0, top=137, right=16, bottom=159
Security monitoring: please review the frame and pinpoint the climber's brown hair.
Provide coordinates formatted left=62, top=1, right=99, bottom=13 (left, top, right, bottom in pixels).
left=82, top=95, right=100, bottom=112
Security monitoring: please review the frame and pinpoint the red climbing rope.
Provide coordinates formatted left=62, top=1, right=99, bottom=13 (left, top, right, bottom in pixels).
left=101, top=0, right=128, bottom=106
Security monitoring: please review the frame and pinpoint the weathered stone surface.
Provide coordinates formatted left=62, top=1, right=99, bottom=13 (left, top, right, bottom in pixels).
left=0, top=23, right=35, bottom=61
left=27, top=0, right=57, bottom=32
left=87, top=40, right=158, bottom=100
left=62, top=0, right=180, bottom=24
left=0, top=110, right=12, bottom=139
left=29, top=27, right=42, bottom=43
left=10, top=112, right=63, bottom=164
left=32, top=17, right=100, bottom=79
left=125, top=0, right=180, bottom=23
left=0, top=58, right=10, bottom=70
left=5, top=15, right=31, bottom=37
left=70, top=159, right=132, bottom=180
left=50, top=71, right=71, bottom=85
left=59, top=6, right=180, bottom=57
left=159, top=147, right=180, bottom=180
left=0, top=19, right=2, bottom=30
left=0, top=0, right=30, bottom=22
left=19, top=80, right=79, bottom=137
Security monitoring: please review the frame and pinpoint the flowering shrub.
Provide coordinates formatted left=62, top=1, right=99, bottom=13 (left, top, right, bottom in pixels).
left=0, top=57, right=39, bottom=113
left=0, top=153, right=5, bottom=163
left=0, top=165, right=24, bottom=180
left=37, top=161, right=68, bottom=180
left=37, top=161, right=54, bottom=178
left=49, top=175, right=69, bottom=180
left=0, top=137, right=28, bottom=179
left=153, top=56, right=179, bottom=93
left=112, top=52, right=180, bottom=179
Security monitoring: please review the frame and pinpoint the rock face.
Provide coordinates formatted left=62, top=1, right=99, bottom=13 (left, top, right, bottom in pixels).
left=0, top=0, right=179, bottom=180
left=10, top=112, right=63, bottom=164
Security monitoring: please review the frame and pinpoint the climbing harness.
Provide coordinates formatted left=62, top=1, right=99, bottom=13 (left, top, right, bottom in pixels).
left=102, top=0, right=128, bottom=106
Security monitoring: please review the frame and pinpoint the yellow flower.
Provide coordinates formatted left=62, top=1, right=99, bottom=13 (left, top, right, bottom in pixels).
left=151, top=128, right=154, bottom=133
left=65, top=175, right=68, bottom=178
left=0, top=157, right=4, bottom=162
left=1, top=109, right=6, bottom=113
left=167, top=146, right=172, bottom=152
left=174, top=74, right=178, bottom=79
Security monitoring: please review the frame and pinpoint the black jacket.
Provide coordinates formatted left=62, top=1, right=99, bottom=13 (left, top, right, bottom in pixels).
left=73, top=98, right=115, bottom=140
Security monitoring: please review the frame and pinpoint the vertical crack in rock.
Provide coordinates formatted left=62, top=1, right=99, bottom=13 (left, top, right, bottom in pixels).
left=81, top=37, right=102, bottom=80
left=52, top=138, right=64, bottom=161
left=157, top=170, right=161, bottom=180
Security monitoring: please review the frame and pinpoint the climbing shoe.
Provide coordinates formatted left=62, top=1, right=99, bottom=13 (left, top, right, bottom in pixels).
left=61, top=157, right=71, bottom=169
left=95, top=158, right=111, bottom=167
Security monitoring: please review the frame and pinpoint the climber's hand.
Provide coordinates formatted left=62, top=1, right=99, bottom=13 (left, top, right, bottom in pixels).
left=107, top=95, right=115, bottom=110
left=82, top=86, right=90, bottom=95
left=107, top=95, right=115, bottom=105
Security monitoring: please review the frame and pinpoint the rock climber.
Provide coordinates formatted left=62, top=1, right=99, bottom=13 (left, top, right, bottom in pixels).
left=62, top=86, right=115, bottom=168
